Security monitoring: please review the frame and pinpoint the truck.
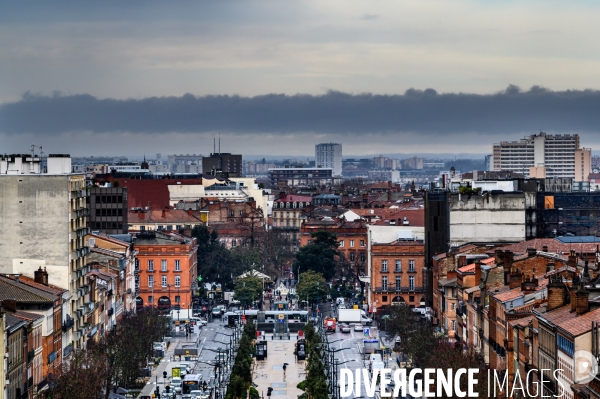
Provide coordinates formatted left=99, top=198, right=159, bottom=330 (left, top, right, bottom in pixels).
left=324, top=317, right=336, bottom=332
left=337, top=309, right=372, bottom=325
left=171, top=309, right=193, bottom=321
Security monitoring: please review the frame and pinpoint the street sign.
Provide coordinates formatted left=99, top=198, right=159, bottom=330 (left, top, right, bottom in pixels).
left=364, top=328, right=370, bottom=337
left=172, top=367, right=181, bottom=378
left=278, top=314, right=284, bottom=323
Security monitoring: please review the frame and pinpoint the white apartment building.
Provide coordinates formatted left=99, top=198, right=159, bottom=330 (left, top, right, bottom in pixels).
left=315, top=143, right=342, bottom=177
left=493, top=132, right=581, bottom=178
left=0, top=153, right=90, bottom=349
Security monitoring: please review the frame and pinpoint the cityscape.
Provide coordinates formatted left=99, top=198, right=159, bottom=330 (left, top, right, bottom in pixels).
left=2, top=2, right=600, bottom=399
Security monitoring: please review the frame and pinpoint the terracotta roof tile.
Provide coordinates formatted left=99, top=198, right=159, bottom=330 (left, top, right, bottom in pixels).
left=274, top=194, right=312, bottom=203
left=493, top=289, right=524, bottom=303
left=458, top=263, right=476, bottom=273
left=558, top=308, right=600, bottom=337
left=509, top=315, right=534, bottom=328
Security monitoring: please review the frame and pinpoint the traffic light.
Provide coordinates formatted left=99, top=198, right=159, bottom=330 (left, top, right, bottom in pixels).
left=165, top=386, right=170, bottom=394
left=267, top=387, right=273, bottom=397
left=163, top=371, right=167, bottom=379
left=154, top=387, right=160, bottom=398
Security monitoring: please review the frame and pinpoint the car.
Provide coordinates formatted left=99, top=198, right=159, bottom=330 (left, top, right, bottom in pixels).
left=211, top=307, right=222, bottom=318
left=340, top=324, right=351, bottom=333
left=171, top=376, right=183, bottom=393
left=199, top=317, right=208, bottom=326
left=354, top=323, right=363, bottom=332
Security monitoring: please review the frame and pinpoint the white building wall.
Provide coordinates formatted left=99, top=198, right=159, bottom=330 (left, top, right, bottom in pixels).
left=315, top=143, right=342, bottom=176
left=449, top=193, right=526, bottom=246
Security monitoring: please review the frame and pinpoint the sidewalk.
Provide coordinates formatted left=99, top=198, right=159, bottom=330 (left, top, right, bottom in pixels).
left=252, top=336, right=305, bottom=398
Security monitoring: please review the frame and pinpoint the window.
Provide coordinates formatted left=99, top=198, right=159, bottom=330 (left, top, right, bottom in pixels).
left=395, top=276, right=401, bottom=290
left=175, top=276, right=180, bottom=288
left=451, top=320, right=456, bottom=331
left=360, top=240, right=365, bottom=247
left=451, top=303, right=455, bottom=311
left=148, top=260, right=154, bottom=271
left=557, top=334, right=574, bottom=356
left=161, top=276, right=167, bottom=287
left=395, top=260, right=402, bottom=272
left=140, top=226, right=146, bottom=231
left=339, top=240, right=344, bottom=247
left=230, top=211, right=234, bottom=217
left=382, top=276, right=388, bottom=290
left=350, top=240, right=354, bottom=247
left=360, top=252, right=365, bottom=262
left=148, top=276, right=154, bottom=288
left=232, top=240, right=237, bottom=247
left=381, top=260, right=388, bottom=272
left=409, top=260, right=415, bottom=272
left=175, top=295, right=180, bottom=303
left=409, top=295, right=414, bottom=302
left=409, top=276, right=415, bottom=290
left=175, top=260, right=181, bottom=271
left=350, top=252, right=355, bottom=262
left=148, top=295, right=154, bottom=303
left=239, top=210, right=243, bottom=216
left=161, top=260, right=167, bottom=271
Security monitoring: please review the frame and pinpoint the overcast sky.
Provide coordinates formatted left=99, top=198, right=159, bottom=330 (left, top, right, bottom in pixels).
left=2, top=1, right=600, bottom=157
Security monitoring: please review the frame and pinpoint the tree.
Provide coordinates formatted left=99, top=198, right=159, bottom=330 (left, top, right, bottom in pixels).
left=233, top=276, right=263, bottom=306
left=296, top=271, right=328, bottom=304
left=294, top=231, right=339, bottom=281
left=48, top=347, right=108, bottom=399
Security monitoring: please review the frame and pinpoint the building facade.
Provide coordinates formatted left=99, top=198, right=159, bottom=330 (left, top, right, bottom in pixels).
left=202, top=153, right=242, bottom=177
left=88, top=186, right=128, bottom=234
left=272, top=194, right=313, bottom=251
left=370, top=239, right=425, bottom=310
left=0, top=154, right=89, bottom=350
left=315, top=143, right=342, bottom=177
left=268, top=168, right=334, bottom=187
left=493, top=132, right=581, bottom=178
left=134, top=232, right=198, bottom=312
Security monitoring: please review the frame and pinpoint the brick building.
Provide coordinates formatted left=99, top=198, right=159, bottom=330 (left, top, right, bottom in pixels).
left=370, top=239, right=425, bottom=310
left=134, top=232, right=198, bottom=312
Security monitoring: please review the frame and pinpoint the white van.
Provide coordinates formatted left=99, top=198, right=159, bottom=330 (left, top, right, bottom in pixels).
left=371, top=361, right=386, bottom=375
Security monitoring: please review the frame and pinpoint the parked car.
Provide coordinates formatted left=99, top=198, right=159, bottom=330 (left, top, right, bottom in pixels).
left=340, top=323, right=351, bottom=333
left=171, top=377, right=183, bottom=393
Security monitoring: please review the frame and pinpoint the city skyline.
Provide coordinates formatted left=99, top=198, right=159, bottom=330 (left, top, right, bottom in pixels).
left=2, top=1, right=600, bottom=155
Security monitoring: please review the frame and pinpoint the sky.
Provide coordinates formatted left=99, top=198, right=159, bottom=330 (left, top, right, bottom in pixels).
left=1, top=0, right=600, bottom=158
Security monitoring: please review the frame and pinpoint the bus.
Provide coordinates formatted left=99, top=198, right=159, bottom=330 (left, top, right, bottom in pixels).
left=182, top=374, right=202, bottom=394
left=235, top=310, right=309, bottom=323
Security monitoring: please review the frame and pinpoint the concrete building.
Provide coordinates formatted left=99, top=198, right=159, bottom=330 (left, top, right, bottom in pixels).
left=449, top=192, right=526, bottom=247
left=493, top=132, right=581, bottom=178
left=268, top=167, right=334, bottom=187
left=0, top=154, right=89, bottom=350
left=575, top=148, right=592, bottom=182
left=88, top=186, right=128, bottom=234
left=367, top=170, right=400, bottom=183
left=315, top=143, right=342, bottom=176
left=202, top=153, right=242, bottom=177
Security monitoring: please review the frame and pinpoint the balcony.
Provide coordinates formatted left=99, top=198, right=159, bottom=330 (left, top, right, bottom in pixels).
left=62, top=317, right=75, bottom=332
left=374, top=286, right=424, bottom=293
left=108, top=307, right=114, bottom=317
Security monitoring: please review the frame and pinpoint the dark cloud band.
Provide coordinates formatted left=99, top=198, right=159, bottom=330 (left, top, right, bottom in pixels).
left=1, top=86, right=600, bottom=136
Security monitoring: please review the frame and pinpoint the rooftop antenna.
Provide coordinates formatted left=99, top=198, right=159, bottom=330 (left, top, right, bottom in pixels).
left=214, top=137, right=216, bottom=155
left=219, top=132, right=221, bottom=154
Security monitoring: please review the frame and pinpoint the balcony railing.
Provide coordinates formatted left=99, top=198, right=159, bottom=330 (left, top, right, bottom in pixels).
left=374, top=286, right=424, bottom=293
left=62, top=317, right=75, bottom=332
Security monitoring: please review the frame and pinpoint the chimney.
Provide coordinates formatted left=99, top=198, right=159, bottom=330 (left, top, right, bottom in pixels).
left=161, top=210, right=166, bottom=218
left=576, top=284, right=589, bottom=315
left=447, top=269, right=457, bottom=280
left=474, top=260, right=482, bottom=285
left=34, top=266, right=44, bottom=284
left=568, top=250, right=578, bottom=268
left=138, top=211, right=144, bottom=219
left=509, top=267, right=523, bottom=289
left=546, top=262, right=555, bottom=273
left=388, top=181, right=392, bottom=188
left=362, top=193, right=368, bottom=205
left=2, top=299, right=17, bottom=312
left=547, top=275, right=567, bottom=311
left=504, top=250, right=514, bottom=285
left=526, top=247, right=537, bottom=257
left=42, top=267, right=48, bottom=286
left=521, top=275, right=538, bottom=293
left=570, top=274, right=579, bottom=313
left=542, top=245, right=548, bottom=253
left=187, top=209, right=193, bottom=216
left=387, top=191, right=392, bottom=202
left=279, top=191, right=286, bottom=199
left=495, top=249, right=504, bottom=265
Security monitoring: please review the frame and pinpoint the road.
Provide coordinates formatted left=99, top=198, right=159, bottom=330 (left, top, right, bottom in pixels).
left=138, top=316, right=238, bottom=398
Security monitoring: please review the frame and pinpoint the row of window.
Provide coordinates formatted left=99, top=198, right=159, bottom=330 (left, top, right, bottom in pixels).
left=95, top=208, right=123, bottom=217
left=95, top=195, right=123, bottom=204
left=381, top=276, right=415, bottom=290
left=147, top=295, right=181, bottom=303
left=274, top=202, right=309, bottom=209
left=340, top=252, right=365, bottom=263
left=381, top=260, right=415, bottom=272
left=148, top=275, right=181, bottom=288
left=147, top=260, right=181, bottom=272
left=339, top=240, right=365, bottom=248
left=557, top=334, right=574, bottom=356
left=89, top=221, right=124, bottom=230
